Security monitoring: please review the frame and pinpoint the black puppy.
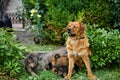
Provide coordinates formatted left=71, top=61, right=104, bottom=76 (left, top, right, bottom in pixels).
left=24, top=53, right=39, bottom=76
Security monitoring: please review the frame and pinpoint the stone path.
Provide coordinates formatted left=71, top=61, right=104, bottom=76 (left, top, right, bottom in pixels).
left=15, top=29, right=34, bottom=45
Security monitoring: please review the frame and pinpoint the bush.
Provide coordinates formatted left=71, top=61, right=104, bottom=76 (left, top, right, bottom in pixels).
left=43, top=0, right=119, bottom=44
left=21, top=0, right=119, bottom=44
left=86, top=24, right=120, bottom=68
left=21, top=0, right=47, bottom=44
left=108, top=0, right=120, bottom=29
left=0, top=29, right=26, bottom=77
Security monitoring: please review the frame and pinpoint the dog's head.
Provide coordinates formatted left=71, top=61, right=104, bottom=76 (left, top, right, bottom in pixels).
left=66, top=22, right=85, bottom=37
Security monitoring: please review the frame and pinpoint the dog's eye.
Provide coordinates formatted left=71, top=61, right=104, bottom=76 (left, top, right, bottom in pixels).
left=73, top=26, right=78, bottom=28
left=73, top=26, right=76, bottom=28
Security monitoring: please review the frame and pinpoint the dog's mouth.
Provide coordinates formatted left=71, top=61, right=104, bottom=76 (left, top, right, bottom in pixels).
left=67, top=29, right=75, bottom=37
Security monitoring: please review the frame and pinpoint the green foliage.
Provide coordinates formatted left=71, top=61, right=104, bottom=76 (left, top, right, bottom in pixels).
left=21, top=0, right=120, bottom=44
left=30, top=8, right=45, bottom=43
left=108, top=0, right=120, bottom=29
left=19, top=71, right=61, bottom=80
left=83, top=0, right=112, bottom=28
left=86, top=24, right=120, bottom=68
left=21, top=0, right=46, bottom=44
left=43, top=0, right=119, bottom=44
left=44, top=0, right=80, bottom=44
left=18, top=67, right=120, bottom=80
left=0, top=29, right=26, bottom=77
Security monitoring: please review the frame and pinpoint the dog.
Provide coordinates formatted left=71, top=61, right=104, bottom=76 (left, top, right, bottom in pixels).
left=51, top=53, right=79, bottom=77
left=42, top=47, right=67, bottom=71
left=65, top=22, right=96, bottom=80
left=24, top=52, right=46, bottom=76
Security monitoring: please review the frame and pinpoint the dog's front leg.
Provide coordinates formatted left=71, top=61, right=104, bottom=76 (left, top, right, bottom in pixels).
left=27, top=66, right=37, bottom=76
left=65, top=49, right=75, bottom=79
left=81, top=55, right=96, bottom=80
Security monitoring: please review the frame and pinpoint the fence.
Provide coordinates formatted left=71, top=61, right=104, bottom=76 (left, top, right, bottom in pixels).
left=6, top=12, right=31, bottom=28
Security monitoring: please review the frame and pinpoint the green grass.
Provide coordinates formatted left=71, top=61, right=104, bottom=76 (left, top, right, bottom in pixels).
left=18, top=44, right=120, bottom=80
left=18, top=68, right=120, bottom=80
left=25, top=44, right=61, bottom=52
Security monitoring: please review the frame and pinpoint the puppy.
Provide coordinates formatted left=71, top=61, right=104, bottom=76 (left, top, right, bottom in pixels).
left=52, top=54, right=79, bottom=77
left=24, top=52, right=46, bottom=75
left=65, top=22, right=96, bottom=80
left=42, top=47, right=67, bottom=71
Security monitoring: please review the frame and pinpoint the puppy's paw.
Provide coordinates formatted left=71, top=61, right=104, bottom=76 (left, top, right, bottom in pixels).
left=31, top=72, right=37, bottom=76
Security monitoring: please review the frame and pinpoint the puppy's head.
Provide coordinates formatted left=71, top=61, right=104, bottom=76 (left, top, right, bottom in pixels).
left=66, top=22, right=85, bottom=37
left=51, top=54, right=68, bottom=77
left=54, top=65, right=68, bottom=77
left=52, top=54, right=68, bottom=66
left=25, top=54, right=38, bottom=68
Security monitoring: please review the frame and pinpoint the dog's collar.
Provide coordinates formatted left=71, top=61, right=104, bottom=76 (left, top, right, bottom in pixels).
left=70, top=36, right=85, bottom=40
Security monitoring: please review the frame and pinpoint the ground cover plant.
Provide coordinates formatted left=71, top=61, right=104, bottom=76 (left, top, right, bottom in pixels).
left=0, top=29, right=26, bottom=80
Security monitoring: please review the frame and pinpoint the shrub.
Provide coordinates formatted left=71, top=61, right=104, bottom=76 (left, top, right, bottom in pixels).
left=0, top=29, right=26, bottom=77
left=108, top=0, right=120, bottom=30
left=43, top=0, right=118, bottom=44
left=86, top=24, right=120, bottom=68
left=21, top=0, right=47, bottom=44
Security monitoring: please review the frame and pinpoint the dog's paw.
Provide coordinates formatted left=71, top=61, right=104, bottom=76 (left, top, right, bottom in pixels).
left=64, top=74, right=71, bottom=79
left=89, top=75, right=97, bottom=80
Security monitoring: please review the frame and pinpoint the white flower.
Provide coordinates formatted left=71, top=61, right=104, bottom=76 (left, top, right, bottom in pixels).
left=37, top=15, right=41, bottom=18
left=30, top=14, right=34, bottom=17
left=30, top=9, right=38, bottom=14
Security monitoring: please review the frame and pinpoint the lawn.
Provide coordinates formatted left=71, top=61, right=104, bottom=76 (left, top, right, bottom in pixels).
left=18, top=44, right=120, bottom=80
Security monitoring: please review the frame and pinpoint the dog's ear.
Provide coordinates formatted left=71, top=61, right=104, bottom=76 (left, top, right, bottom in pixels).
left=66, top=21, right=72, bottom=31
left=79, top=22, right=85, bottom=34
left=55, top=54, right=60, bottom=59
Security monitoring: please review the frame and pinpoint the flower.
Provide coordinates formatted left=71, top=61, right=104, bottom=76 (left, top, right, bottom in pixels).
left=30, top=14, right=34, bottom=17
left=37, top=15, right=42, bottom=18
left=30, top=9, right=38, bottom=14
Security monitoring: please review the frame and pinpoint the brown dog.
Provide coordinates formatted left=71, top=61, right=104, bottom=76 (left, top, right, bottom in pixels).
left=65, top=22, right=96, bottom=80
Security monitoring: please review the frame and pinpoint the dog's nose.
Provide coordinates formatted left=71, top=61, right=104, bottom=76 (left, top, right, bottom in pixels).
left=67, top=29, right=71, bottom=33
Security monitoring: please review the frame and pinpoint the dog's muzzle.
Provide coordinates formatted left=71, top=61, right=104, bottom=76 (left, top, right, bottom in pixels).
left=67, top=29, right=75, bottom=37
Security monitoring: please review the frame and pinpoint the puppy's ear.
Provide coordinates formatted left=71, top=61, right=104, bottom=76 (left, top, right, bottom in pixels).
left=79, top=22, right=85, bottom=34
left=55, top=54, right=60, bottom=59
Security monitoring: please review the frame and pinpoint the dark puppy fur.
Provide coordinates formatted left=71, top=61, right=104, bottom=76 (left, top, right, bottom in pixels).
left=24, top=52, right=47, bottom=75
left=52, top=54, right=79, bottom=77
